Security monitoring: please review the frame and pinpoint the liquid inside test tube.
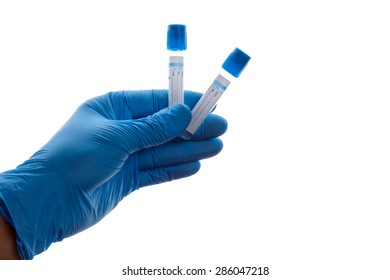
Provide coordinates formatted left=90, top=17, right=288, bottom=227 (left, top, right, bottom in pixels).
left=181, top=47, right=251, bottom=139
left=167, top=24, right=187, bottom=105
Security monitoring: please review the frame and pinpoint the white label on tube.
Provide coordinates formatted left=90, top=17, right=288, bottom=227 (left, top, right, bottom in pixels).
left=185, top=74, right=230, bottom=135
left=169, top=56, right=184, bottom=105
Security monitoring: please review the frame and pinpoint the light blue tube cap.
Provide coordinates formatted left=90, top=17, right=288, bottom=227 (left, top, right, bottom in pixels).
left=167, top=24, right=187, bottom=51
left=222, top=48, right=251, bottom=78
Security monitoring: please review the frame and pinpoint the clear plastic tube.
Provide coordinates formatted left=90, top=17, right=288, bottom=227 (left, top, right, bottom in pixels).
left=182, top=47, right=251, bottom=139
left=183, top=74, right=229, bottom=138
left=167, top=24, right=187, bottom=105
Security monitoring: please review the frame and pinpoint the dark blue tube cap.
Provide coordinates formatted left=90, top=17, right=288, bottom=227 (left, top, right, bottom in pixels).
left=222, top=48, right=251, bottom=78
left=167, top=24, right=187, bottom=51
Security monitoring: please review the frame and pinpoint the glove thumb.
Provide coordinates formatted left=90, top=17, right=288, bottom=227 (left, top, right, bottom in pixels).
left=117, top=104, right=191, bottom=153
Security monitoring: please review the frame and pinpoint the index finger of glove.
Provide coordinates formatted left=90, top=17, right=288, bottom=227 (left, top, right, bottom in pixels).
left=108, top=90, right=203, bottom=119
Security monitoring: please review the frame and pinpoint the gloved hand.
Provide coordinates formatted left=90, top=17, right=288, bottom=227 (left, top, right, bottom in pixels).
left=0, top=90, right=227, bottom=259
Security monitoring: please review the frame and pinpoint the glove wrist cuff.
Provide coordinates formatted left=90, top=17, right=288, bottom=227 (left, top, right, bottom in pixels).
left=0, top=168, right=59, bottom=259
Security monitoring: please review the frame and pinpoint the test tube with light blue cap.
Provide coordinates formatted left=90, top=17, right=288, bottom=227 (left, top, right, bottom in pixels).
left=182, top=47, right=251, bottom=139
left=167, top=24, right=187, bottom=105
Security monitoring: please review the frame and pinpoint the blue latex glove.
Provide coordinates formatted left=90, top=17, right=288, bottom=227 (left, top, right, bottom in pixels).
left=0, top=90, right=227, bottom=259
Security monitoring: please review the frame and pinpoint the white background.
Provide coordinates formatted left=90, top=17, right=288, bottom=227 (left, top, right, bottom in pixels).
left=1, top=0, right=390, bottom=279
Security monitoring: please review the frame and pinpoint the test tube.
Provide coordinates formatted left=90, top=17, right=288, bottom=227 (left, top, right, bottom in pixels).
left=167, top=24, right=187, bottom=105
left=182, top=47, right=251, bottom=139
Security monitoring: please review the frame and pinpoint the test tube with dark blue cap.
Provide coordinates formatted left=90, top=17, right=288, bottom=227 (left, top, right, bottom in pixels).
left=167, top=24, right=187, bottom=105
left=182, top=47, right=251, bottom=139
